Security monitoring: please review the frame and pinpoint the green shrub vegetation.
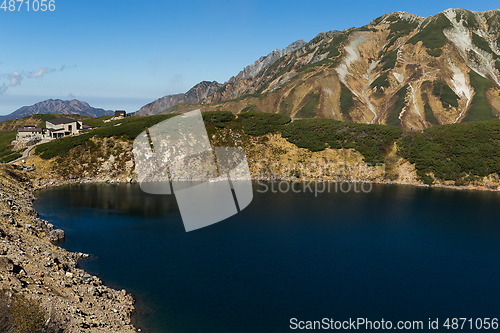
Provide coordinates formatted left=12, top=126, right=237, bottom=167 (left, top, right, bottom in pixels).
left=471, top=32, right=494, bottom=54
left=371, top=14, right=388, bottom=25
left=308, top=33, right=326, bottom=45
left=36, top=132, right=93, bottom=159
left=485, top=11, right=500, bottom=31
left=0, top=130, right=17, bottom=161
left=202, top=111, right=235, bottom=128
left=358, top=26, right=377, bottom=32
left=381, top=50, right=398, bottom=70
left=296, top=92, right=320, bottom=118
left=275, top=59, right=297, bottom=78
left=421, top=174, right=435, bottom=185
left=236, top=112, right=291, bottom=136
left=371, top=72, right=390, bottom=89
left=386, top=85, right=408, bottom=126
left=468, top=49, right=480, bottom=64
left=241, top=105, right=257, bottom=113
left=384, top=14, right=399, bottom=23
left=280, top=119, right=402, bottom=164
left=279, top=96, right=293, bottom=114
left=456, top=10, right=479, bottom=29
left=462, top=71, right=497, bottom=122
left=325, top=34, right=348, bottom=59
left=397, top=120, right=500, bottom=182
left=408, top=13, right=451, bottom=55
left=388, top=19, right=419, bottom=38
left=422, top=94, right=440, bottom=125
left=0, top=291, right=64, bottom=332
left=340, top=83, right=354, bottom=115
left=472, top=32, right=498, bottom=58
left=202, top=111, right=235, bottom=123
left=440, top=84, right=459, bottom=108
left=382, top=17, right=419, bottom=51
left=426, top=49, right=442, bottom=57
left=432, top=81, right=459, bottom=108
left=296, top=34, right=347, bottom=72
left=1, top=153, right=22, bottom=163
left=82, top=115, right=113, bottom=128
left=383, top=35, right=400, bottom=51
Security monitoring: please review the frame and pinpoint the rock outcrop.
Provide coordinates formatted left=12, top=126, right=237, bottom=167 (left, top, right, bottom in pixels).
left=229, top=39, right=307, bottom=82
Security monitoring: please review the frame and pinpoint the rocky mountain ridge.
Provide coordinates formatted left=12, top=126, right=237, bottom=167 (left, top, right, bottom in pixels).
left=140, top=8, right=500, bottom=130
left=134, top=80, right=222, bottom=115
left=229, top=39, right=307, bottom=82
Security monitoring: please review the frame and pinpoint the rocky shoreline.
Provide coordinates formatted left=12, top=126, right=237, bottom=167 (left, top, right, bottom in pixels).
left=0, top=165, right=138, bottom=333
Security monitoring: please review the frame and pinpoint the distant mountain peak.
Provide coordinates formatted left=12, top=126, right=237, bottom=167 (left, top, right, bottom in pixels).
left=134, top=81, right=222, bottom=116
left=0, top=99, right=113, bottom=122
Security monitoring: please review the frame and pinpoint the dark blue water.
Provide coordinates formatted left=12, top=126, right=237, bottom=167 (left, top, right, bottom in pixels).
left=34, top=183, right=500, bottom=332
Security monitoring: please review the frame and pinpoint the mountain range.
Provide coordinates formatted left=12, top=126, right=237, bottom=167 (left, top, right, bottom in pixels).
left=139, top=8, right=500, bottom=130
left=0, top=99, right=113, bottom=122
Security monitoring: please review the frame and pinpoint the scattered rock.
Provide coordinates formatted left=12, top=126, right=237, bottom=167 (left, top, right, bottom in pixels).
left=0, top=256, right=14, bottom=272
left=47, top=229, right=65, bottom=243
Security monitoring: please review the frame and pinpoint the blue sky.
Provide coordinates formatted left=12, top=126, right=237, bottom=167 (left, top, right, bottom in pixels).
left=0, top=0, right=497, bottom=115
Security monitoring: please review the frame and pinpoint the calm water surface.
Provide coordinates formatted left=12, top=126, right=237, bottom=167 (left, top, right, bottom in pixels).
left=33, top=183, right=500, bottom=333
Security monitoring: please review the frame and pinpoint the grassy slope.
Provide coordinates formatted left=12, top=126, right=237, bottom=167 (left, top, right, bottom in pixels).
left=296, top=93, right=320, bottom=118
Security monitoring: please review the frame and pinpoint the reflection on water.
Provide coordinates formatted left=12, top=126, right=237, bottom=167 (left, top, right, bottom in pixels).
left=34, top=183, right=500, bottom=333
left=42, top=183, right=179, bottom=216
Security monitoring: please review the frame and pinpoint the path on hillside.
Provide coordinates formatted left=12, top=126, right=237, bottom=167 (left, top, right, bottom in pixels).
left=9, top=139, right=52, bottom=164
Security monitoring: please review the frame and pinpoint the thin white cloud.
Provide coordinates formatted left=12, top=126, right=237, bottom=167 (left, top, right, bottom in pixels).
left=0, top=65, right=73, bottom=95
left=29, top=67, right=51, bottom=78
left=9, top=72, right=22, bottom=86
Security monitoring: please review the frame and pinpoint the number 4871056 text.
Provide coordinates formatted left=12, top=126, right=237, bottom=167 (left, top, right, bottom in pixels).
left=1, top=0, right=55, bottom=11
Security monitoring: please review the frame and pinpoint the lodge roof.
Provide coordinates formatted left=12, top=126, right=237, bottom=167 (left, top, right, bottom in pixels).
left=46, top=117, right=80, bottom=125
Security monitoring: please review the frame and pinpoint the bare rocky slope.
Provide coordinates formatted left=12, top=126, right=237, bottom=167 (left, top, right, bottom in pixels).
left=141, top=8, right=500, bottom=130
